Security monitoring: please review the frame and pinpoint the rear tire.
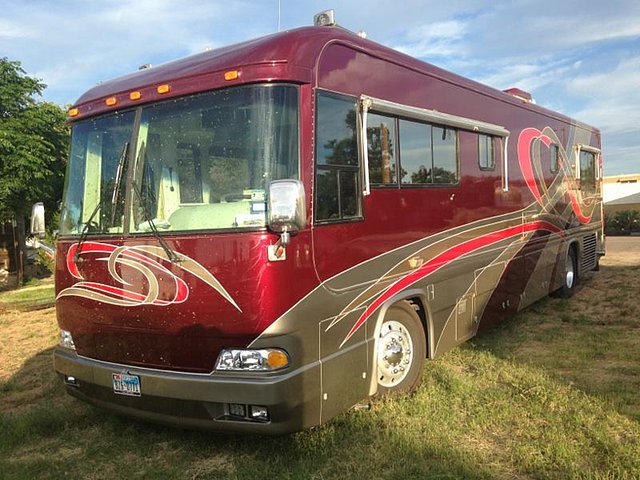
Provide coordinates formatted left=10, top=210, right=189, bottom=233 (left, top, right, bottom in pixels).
left=556, top=247, right=578, bottom=298
left=376, top=301, right=426, bottom=395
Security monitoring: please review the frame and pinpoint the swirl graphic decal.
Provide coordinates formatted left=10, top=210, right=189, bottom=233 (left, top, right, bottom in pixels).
left=517, top=127, right=596, bottom=224
left=321, top=125, right=599, bottom=347
left=57, top=242, right=241, bottom=311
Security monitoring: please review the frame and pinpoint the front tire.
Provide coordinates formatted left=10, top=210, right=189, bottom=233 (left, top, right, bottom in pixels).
left=376, top=301, right=426, bottom=395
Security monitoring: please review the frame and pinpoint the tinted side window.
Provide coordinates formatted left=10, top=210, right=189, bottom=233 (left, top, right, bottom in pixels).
left=315, top=169, right=339, bottom=220
left=317, top=95, right=358, bottom=166
left=340, top=170, right=359, bottom=217
left=399, top=120, right=432, bottom=184
left=367, top=113, right=396, bottom=185
left=579, top=150, right=596, bottom=193
left=478, top=134, right=495, bottom=170
left=432, top=126, right=458, bottom=183
left=315, top=92, right=361, bottom=222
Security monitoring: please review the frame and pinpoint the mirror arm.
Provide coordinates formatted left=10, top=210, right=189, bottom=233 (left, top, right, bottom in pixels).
left=278, top=228, right=291, bottom=248
left=268, top=227, right=290, bottom=262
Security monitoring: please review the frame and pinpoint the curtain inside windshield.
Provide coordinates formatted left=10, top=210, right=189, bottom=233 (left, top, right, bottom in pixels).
left=59, top=85, right=299, bottom=236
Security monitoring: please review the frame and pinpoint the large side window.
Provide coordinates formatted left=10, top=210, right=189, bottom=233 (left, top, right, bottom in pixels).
left=315, top=92, right=361, bottom=222
left=366, top=113, right=396, bottom=185
left=432, top=126, right=458, bottom=183
left=397, top=120, right=459, bottom=185
left=399, top=119, right=431, bottom=184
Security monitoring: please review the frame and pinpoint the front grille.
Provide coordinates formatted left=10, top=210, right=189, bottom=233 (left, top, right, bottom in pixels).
left=581, top=233, right=597, bottom=272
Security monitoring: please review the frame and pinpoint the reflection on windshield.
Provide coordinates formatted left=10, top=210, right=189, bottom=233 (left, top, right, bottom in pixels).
left=60, top=112, right=135, bottom=235
left=60, top=85, right=299, bottom=236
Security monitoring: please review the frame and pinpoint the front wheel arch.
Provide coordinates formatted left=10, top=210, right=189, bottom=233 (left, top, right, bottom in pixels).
left=371, top=300, right=427, bottom=396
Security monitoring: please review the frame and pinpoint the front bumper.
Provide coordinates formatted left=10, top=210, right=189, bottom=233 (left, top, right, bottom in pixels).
left=54, top=347, right=321, bottom=434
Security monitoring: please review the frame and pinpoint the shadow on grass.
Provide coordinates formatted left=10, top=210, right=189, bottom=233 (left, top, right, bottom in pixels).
left=2, top=266, right=640, bottom=479
left=469, top=264, right=640, bottom=423
left=0, top=346, right=501, bottom=480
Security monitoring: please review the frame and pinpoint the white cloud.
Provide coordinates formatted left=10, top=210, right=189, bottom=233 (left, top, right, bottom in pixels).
left=395, top=20, right=468, bottom=58
left=0, top=0, right=261, bottom=104
left=528, top=15, right=640, bottom=48
left=570, top=57, right=640, bottom=100
left=2, top=0, right=639, bottom=173
left=564, top=56, right=640, bottom=174
left=0, top=19, right=36, bottom=39
left=568, top=57, right=640, bottom=132
left=472, top=58, right=585, bottom=95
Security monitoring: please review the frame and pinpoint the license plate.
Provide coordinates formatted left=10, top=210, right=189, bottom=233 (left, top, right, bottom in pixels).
left=112, top=373, right=141, bottom=397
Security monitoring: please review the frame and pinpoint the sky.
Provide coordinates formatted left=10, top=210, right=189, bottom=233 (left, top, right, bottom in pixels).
left=1, top=0, right=638, bottom=175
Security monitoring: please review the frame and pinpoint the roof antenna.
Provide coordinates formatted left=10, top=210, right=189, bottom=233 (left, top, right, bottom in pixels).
left=278, top=0, right=281, bottom=32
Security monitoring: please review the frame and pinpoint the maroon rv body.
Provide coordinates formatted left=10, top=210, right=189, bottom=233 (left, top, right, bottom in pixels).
left=54, top=17, right=604, bottom=433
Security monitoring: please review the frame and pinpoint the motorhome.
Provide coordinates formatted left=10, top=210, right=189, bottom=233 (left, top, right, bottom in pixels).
left=54, top=12, right=604, bottom=433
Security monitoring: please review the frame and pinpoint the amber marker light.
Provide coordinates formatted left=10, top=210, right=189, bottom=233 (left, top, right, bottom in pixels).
left=224, top=70, right=240, bottom=81
left=129, top=91, right=142, bottom=100
left=68, top=107, right=79, bottom=117
left=267, top=350, right=289, bottom=369
left=105, top=97, right=117, bottom=106
left=157, top=84, right=170, bottom=94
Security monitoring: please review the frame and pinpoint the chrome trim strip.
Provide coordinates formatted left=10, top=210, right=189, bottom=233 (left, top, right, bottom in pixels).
left=360, top=95, right=510, bottom=138
left=577, top=144, right=601, bottom=154
left=360, top=97, right=373, bottom=196
left=503, top=135, right=510, bottom=192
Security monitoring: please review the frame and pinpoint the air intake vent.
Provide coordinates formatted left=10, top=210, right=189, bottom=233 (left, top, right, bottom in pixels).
left=581, top=233, right=597, bottom=272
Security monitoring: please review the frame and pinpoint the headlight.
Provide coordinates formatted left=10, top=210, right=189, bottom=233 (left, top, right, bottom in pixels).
left=59, top=330, right=76, bottom=350
left=215, top=348, right=289, bottom=372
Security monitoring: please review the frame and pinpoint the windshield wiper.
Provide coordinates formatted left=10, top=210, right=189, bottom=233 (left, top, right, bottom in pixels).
left=131, top=142, right=181, bottom=264
left=131, top=178, right=181, bottom=264
left=74, top=142, right=129, bottom=264
left=73, top=198, right=102, bottom=264
left=110, top=141, right=129, bottom=227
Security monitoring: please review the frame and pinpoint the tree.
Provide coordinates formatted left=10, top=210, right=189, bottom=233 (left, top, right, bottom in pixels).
left=0, top=58, right=69, bottom=282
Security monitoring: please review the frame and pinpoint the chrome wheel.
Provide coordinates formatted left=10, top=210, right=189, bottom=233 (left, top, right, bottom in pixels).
left=553, top=247, right=579, bottom=299
left=565, top=258, right=575, bottom=289
left=377, top=320, right=414, bottom=388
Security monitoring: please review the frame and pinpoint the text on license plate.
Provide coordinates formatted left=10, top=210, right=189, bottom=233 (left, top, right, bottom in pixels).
left=112, top=373, right=141, bottom=397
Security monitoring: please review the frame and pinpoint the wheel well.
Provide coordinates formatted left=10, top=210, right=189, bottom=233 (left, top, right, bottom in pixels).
left=405, top=296, right=430, bottom=359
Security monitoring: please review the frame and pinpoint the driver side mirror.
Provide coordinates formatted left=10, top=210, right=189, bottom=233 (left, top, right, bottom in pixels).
left=30, top=202, right=46, bottom=238
left=267, top=180, right=306, bottom=242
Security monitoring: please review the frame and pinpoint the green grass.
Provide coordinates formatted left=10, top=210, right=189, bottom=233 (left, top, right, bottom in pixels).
left=1, top=266, right=639, bottom=479
left=0, top=284, right=55, bottom=308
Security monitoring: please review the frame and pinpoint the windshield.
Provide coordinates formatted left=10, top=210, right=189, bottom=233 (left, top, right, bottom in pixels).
left=60, top=111, right=134, bottom=234
left=60, top=84, right=299, bottom=236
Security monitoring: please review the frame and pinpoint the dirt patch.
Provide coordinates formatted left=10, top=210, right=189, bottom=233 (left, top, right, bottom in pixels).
left=0, top=307, right=58, bottom=382
left=0, top=307, right=60, bottom=414
left=601, top=236, right=640, bottom=267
